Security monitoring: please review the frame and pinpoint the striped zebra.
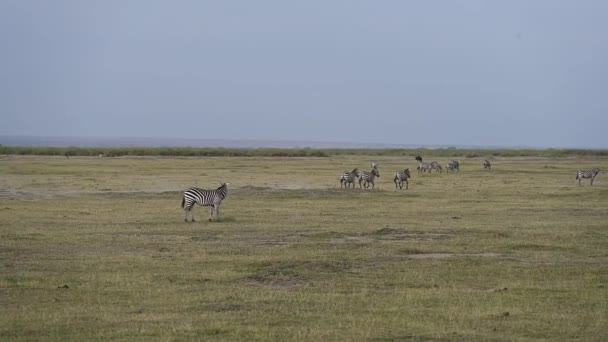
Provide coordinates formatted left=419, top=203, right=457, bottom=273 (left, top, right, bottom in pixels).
left=418, top=162, right=433, bottom=174
left=483, top=160, right=491, bottom=171
left=181, top=183, right=229, bottom=222
left=359, top=163, right=380, bottom=189
left=416, top=156, right=432, bottom=174
left=394, top=168, right=411, bottom=190
left=340, top=168, right=359, bottom=188
left=430, top=161, right=443, bottom=173
left=576, top=168, right=601, bottom=186
left=446, top=160, right=460, bottom=173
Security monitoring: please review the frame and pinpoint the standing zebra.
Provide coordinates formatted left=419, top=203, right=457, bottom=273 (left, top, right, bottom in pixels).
left=394, top=168, right=411, bottom=190
left=360, top=163, right=380, bottom=189
left=446, top=160, right=460, bottom=173
left=181, top=182, right=229, bottom=222
left=576, top=168, right=601, bottom=186
left=340, top=168, right=360, bottom=188
left=483, top=160, right=491, bottom=171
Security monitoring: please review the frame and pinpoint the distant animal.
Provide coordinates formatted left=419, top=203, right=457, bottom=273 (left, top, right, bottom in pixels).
left=181, top=182, right=229, bottom=222
left=483, top=160, right=491, bottom=171
left=430, top=161, right=443, bottom=174
left=393, top=168, right=411, bottom=190
left=416, top=156, right=432, bottom=174
left=576, top=168, right=601, bottom=186
left=340, top=168, right=360, bottom=188
left=360, top=163, right=380, bottom=189
left=446, top=160, right=460, bottom=173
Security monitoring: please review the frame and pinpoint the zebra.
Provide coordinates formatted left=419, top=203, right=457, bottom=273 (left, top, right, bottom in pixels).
left=430, top=161, right=443, bottom=173
left=340, top=168, right=359, bottom=188
left=394, top=168, right=411, bottom=190
left=576, top=168, right=601, bottom=186
left=416, top=156, right=432, bottom=174
left=359, top=163, right=380, bottom=189
left=446, top=160, right=460, bottom=173
left=483, top=160, right=491, bottom=171
left=181, top=182, right=229, bottom=222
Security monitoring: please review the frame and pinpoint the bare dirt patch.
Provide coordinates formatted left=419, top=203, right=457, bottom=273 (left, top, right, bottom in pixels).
left=371, top=228, right=453, bottom=241
left=405, top=252, right=500, bottom=259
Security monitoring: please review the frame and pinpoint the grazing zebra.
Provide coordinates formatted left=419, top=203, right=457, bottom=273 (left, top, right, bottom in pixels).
left=430, top=161, right=443, bottom=173
left=576, top=168, right=601, bottom=186
left=340, top=168, right=359, bottom=188
left=394, top=168, right=411, bottom=190
left=181, top=182, right=229, bottom=222
left=360, top=164, right=380, bottom=189
left=446, top=160, right=460, bottom=173
left=483, top=160, right=491, bottom=171
left=416, top=157, right=432, bottom=174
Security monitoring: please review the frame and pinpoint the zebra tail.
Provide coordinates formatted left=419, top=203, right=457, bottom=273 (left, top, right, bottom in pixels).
left=181, top=196, right=185, bottom=208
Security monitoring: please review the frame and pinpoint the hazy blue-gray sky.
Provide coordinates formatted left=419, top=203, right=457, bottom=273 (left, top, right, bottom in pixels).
left=1, top=1, right=607, bottom=148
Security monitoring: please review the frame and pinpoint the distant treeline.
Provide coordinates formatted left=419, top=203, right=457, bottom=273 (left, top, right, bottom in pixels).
left=1, top=146, right=607, bottom=158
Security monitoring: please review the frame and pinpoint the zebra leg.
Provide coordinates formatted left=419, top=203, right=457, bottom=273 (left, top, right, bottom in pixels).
left=591, top=176, right=595, bottom=186
left=405, top=180, right=408, bottom=190
left=184, top=209, right=189, bottom=222
left=209, top=206, right=215, bottom=221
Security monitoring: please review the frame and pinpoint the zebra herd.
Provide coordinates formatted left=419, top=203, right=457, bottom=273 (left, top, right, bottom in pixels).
left=340, top=163, right=407, bottom=190
left=337, top=156, right=602, bottom=190
left=179, top=160, right=601, bottom=222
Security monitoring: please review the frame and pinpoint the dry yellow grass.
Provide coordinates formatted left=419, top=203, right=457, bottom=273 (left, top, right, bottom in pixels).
left=1, top=155, right=607, bottom=340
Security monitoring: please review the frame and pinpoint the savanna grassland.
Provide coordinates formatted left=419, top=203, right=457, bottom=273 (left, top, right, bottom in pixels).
left=0, top=154, right=607, bottom=341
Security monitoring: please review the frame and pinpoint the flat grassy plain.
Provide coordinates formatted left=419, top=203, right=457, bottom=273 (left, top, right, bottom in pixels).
left=0, top=155, right=607, bottom=341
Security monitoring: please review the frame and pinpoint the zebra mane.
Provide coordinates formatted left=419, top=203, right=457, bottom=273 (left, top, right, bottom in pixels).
left=351, top=168, right=358, bottom=173
left=217, top=183, right=228, bottom=190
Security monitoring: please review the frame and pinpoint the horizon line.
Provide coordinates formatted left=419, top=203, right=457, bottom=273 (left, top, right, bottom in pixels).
left=0, top=135, right=606, bottom=150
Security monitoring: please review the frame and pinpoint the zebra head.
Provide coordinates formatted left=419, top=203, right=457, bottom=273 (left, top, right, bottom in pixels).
left=372, top=168, right=380, bottom=178
left=352, top=168, right=360, bottom=177
left=404, top=168, right=411, bottom=178
left=415, top=155, right=423, bottom=162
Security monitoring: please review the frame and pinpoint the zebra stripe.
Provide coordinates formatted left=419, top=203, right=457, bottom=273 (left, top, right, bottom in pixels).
left=576, top=168, right=600, bottom=186
left=181, top=183, right=229, bottom=222
left=340, top=168, right=359, bottom=188
left=359, top=166, right=380, bottom=189
left=483, top=160, right=491, bottom=171
left=394, top=168, right=411, bottom=190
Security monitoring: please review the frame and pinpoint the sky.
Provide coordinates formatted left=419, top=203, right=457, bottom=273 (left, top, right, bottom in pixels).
left=1, top=1, right=607, bottom=148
